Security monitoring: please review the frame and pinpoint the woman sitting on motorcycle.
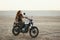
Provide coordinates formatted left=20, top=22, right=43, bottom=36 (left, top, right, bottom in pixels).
left=15, top=10, right=24, bottom=28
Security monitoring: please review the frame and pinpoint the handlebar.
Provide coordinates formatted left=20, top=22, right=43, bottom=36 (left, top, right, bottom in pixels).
left=25, top=17, right=33, bottom=21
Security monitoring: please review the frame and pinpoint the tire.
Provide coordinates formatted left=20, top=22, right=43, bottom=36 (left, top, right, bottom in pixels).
left=12, top=26, right=20, bottom=36
left=29, top=26, right=39, bottom=38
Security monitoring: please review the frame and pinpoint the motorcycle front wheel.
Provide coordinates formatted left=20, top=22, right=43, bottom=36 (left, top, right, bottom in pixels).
left=12, top=26, right=20, bottom=36
left=29, top=26, right=39, bottom=38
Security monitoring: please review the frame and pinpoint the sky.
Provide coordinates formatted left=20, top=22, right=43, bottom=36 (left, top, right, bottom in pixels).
left=0, top=11, right=60, bottom=17
left=0, top=0, right=60, bottom=10
left=0, top=0, right=60, bottom=17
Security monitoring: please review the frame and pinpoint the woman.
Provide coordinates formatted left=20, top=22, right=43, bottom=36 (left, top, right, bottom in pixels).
left=15, top=10, right=24, bottom=28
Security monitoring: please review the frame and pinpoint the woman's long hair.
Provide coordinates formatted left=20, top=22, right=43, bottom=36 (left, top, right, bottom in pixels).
left=15, top=10, right=21, bottom=21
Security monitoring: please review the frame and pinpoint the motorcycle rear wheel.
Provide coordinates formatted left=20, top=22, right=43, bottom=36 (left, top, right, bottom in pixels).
left=12, top=26, right=20, bottom=36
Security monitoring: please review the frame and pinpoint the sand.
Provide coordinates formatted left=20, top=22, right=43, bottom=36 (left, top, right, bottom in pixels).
left=0, top=16, right=60, bottom=40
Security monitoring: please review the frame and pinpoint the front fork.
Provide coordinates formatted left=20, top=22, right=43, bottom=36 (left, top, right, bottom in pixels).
left=29, top=24, right=33, bottom=30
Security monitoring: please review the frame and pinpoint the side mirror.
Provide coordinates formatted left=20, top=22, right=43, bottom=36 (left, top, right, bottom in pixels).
left=23, top=13, right=26, bottom=15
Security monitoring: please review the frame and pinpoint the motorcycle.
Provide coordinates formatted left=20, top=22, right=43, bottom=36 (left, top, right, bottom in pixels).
left=12, top=13, right=39, bottom=38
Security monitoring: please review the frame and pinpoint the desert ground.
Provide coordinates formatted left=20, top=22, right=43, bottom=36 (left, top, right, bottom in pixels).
left=0, top=16, right=60, bottom=40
